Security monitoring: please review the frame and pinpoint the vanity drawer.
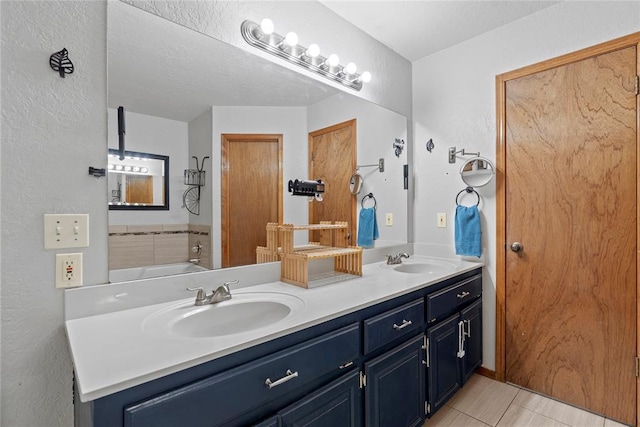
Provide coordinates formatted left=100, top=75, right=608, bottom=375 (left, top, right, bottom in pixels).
left=363, top=299, right=424, bottom=354
left=426, top=275, right=482, bottom=324
left=124, top=323, right=360, bottom=427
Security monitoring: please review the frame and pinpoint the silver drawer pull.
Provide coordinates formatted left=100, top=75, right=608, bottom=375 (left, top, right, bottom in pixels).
left=265, top=369, right=298, bottom=389
left=393, top=319, right=412, bottom=330
left=457, top=291, right=470, bottom=299
left=339, top=361, right=354, bottom=369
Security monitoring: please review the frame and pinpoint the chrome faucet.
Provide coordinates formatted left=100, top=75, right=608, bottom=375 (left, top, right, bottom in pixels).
left=386, top=253, right=410, bottom=265
left=186, top=280, right=238, bottom=306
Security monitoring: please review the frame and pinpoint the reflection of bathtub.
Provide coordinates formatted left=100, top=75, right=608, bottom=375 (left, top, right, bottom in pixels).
left=109, top=262, right=208, bottom=282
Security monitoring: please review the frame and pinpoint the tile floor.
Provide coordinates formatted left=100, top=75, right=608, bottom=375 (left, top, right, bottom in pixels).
left=423, top=374, right=629, bottom=427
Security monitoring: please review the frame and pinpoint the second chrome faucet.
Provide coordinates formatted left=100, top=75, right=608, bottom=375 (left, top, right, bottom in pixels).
left=187, top=280, right=239, bottom=306
left=386, top=253, right=410, bottom=265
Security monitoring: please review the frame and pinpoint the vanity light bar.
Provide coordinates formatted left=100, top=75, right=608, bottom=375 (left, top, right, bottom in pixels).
left=107, top=164, right=149, bottom=174
left=241, top=19, right=370, bottom=91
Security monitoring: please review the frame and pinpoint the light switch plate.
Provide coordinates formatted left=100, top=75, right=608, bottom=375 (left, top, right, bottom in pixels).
left=437, top=213, right=447, bottom=228
left=55, top=253, right=83, bottom=288
left=385, top=213, right=393, bottom=226
left=44, top=214, right=89, bottom=249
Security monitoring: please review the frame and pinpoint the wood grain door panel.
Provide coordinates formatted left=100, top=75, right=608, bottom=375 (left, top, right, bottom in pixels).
left=222, top=134, right=283, bottom=268
left=309, top=120, right=356, bottom=243
left=504, top=46, right=637, bottom=424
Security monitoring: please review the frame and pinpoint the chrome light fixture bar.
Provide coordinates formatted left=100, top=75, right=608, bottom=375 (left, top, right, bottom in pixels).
left=241, top=19, right=371, bottom=91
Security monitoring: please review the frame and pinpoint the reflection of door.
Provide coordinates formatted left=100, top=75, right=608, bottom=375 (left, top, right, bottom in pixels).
left=221, top=134, right=282, bottom=268
left=125, top=175, right=153, bottom=204
left=498, top=42, right=637, bottom=424
left=308, top=120, right=356, bottom=243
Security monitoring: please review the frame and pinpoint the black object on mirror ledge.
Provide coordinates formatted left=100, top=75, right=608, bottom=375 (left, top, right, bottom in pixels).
left=88, top=167, right=105, bottom=178
left=288, top=179, right=325, bottom=197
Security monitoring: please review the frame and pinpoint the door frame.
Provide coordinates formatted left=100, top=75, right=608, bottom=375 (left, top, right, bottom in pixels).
left=495, top=31, right=640, bottom=413
left=308, top=119, right=357, bottom=240
left=221, top=133, right=283, bottom=267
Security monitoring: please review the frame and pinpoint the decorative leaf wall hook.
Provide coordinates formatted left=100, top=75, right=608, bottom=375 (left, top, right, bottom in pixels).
left=49, top=48, right=74, bottom=78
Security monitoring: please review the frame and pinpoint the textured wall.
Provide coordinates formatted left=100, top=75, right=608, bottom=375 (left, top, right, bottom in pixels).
left=412, top=1, right=640, bottom=372
left=1, top=1, right=107, bottom=426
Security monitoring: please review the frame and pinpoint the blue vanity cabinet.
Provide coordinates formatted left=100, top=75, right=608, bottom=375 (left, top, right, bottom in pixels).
left=425, top=277, right=482, bottom=417
left=277, top=370, right=362, bottom=427
left=123, top=323, right=360, bottom=427
left=426, top=314, right=461, bottom=415
left=461, top=299, right=483, bottom=382
left=364, top=334, right=426, bottom=427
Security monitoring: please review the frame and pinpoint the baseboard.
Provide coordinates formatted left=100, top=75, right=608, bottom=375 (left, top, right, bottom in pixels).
left=476, top=366, right=497, bottom=380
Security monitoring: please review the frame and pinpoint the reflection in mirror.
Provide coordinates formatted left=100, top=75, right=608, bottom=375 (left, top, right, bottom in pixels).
left=107, top=1, right=408, bottom=283
left=108, top=149, right=169, bottom=210
left=460, top=157, right=495, bottom=188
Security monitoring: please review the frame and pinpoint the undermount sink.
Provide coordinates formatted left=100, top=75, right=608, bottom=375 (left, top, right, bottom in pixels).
left=389, top=260, right=456, bottom=275
left=143, top=292, right=305, bottom=339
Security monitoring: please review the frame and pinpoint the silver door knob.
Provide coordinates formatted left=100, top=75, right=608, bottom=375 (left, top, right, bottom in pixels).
left=510, top=242, right=523, bottom=252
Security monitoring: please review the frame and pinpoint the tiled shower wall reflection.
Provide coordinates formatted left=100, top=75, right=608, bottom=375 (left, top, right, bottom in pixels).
left=108, top=224, right=211, bottom=270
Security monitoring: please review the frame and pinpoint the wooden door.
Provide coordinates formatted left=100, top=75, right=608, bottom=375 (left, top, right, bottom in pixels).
left=221, top=134, right=282, bottom=268
left=125, top=175, right=153, bottom=204
left=309, top=120, right=356, bottom=243
left=502, top=45, right=637, bottom=424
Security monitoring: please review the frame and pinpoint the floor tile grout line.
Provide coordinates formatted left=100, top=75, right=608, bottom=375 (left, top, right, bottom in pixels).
left=492, top=387, right=523, bottom=427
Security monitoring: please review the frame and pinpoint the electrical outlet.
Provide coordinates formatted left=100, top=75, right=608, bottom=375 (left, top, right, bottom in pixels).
left=437, top=213, right=447, bottom=228
left=385, top=213, right=393, bottom=226
left=56, top=253, right=83, bottom=288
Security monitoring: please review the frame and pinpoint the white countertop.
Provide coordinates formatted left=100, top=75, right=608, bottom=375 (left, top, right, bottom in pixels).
left=66, top=256, right=482, bottom=402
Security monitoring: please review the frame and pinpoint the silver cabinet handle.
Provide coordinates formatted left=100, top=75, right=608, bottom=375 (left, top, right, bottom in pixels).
left=339, top=361, right=354, bottom=369
left=265, top=369, right=298, bottom=389
left=393, top=319, right=412, bottom=330
left=457, top=291, right=470, bottom=299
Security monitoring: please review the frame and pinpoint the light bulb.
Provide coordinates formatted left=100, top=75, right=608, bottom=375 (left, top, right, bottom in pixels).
left=326, top=54, right=340, bottom=67
left=306, top=43, right=320, bottom=58
left=360, top=71, right=372, bottom=83
left=124, top=166, right=132, bottom=172
left=132, top=166, right=140, bottom=172
left=107, top=164, right=114, bottom=170
left=344, top=62, right=357, bottom=75
left=141, top=167, right=149, bottom=173
left=284, top=31, right=298, bottom=47
left=260, top=18, right=274, bottom=35
left=115, top=165, right=123, bottom=171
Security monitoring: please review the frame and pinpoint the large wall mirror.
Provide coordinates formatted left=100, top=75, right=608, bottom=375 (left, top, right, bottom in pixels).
left=107, top=1, right=408, bottom=283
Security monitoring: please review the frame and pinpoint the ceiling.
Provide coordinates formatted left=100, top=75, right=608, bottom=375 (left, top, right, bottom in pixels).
left=319, top=1, right=561, bottom=62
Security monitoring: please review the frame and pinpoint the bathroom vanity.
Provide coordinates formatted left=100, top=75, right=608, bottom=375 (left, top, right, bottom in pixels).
left=67, top=257, right=482, bottom=427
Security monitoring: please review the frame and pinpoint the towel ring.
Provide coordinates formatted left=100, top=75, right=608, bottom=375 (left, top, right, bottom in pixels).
left=361, top=193, right=377, bottom=209
left=456, top=187, right=480, bottom=206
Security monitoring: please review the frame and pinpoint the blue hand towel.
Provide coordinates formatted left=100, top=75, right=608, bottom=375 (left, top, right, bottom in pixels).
left=455, top=205, right=482, bottom=257
left=357, top=207, right=379, bottom=248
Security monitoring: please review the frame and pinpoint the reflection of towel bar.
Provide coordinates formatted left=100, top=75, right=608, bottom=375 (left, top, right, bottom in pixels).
left=356, top=158, right=384, bottom=173
left=361, top=193, right=377, bottom=209
left=455, top=187, right=480, bottom=206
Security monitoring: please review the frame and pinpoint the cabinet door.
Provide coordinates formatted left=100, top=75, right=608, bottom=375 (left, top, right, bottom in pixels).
left=461, top=299, right=482, bottom=383
left=365, top=334, right=425, bottom=427
left=279, top=370, right=362, bottom=427
left=427, top=314, right=461, bottom=416
left=253, top=415, right=280, bottom=427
